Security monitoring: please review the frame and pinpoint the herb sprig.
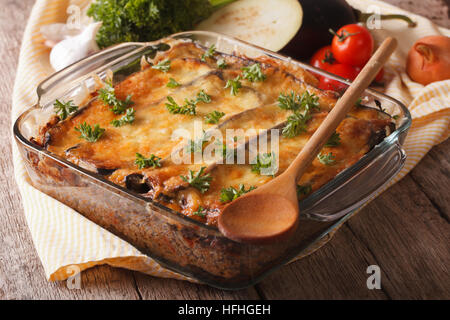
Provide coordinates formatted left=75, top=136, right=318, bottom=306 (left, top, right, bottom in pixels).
left=204, top=110, right=225, bottom=124
left=282, top=112, right=311, bottom=138
left=317, top=152, right=336, bottom=165
left=165, top=96, right=197, bottom=115
left=278, top=90, right=320, bottom=112
left=217, top=59, right=227, bottom=69
left=251, top=152, right=277, bottom=176
left=241, top=63, right=266, bottom=82
left=151, top=59, right=171, bottom=73
left=224, top=76, right=242, bottom=96
left=192, top=206, right=207, bottom=218
left=180, top=167, right=212, bottom=193
left=220, top=184, right=256, bottom=203
left=75, top=122, right=105, bottom=142
left=201, top=44, right=216, bottom=62
left=98, top=81, right=134, bottom=115
left=167, top=78, right=180, bottom=88
left=135, top=153, right=162, bottom=169
left=111, top=108, right=135, bottom=127
left=54, top=99, right=78, bottom=120
left=325, top=132, right=341, bottom=147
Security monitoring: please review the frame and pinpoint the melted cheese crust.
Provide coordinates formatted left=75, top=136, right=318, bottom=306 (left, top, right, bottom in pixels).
left=39, top=41, right=394, bottom=226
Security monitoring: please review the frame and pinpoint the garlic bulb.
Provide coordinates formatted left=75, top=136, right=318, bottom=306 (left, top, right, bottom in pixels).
left=49, top=22, right=101, bottom=71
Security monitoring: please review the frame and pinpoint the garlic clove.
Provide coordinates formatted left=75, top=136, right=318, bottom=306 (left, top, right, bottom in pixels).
left=49, top=22, right=101, bottom=71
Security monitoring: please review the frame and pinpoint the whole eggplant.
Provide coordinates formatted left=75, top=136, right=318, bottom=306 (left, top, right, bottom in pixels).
left=280, top=0, right=356, bottom=60
left=281, top=0, right=416, bottom=61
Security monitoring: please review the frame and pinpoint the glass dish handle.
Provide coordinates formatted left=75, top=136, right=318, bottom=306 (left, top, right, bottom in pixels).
left=300, top=139, right=407, bottom=221
left=36, top=42, right=146, bottom=107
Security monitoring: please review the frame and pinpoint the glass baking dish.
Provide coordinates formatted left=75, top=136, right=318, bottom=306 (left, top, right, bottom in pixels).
left=13, top=31, right=411, bottom=289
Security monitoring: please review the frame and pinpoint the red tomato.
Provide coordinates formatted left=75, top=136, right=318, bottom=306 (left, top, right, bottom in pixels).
left=331, top=24, right=374, bottom=67
left=318, top=63, right=360, bottom=92
left=310, top=45, right=336, bottom=71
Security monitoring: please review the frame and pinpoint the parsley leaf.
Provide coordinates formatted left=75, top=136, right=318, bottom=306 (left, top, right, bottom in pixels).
left=74, top=122, right=105, bottom=142
left=282, top=111, right=311, bottom=138
left=135, top=153, right=162, bottom=169
left=224, top=76, right=242, bottom=96
left=325, top=132, right=341, bottom=147
left=98, top=81, right=134, bottom=115
left=192, top=206, right=207, bottom=218
left=201, top=44, right=216, bottom=62
left=278, top=90, right=320, bottom=112
left=53, top=99, right=78, bottom=120
left=111, top=108, right=135, bottom=127
left=204, top=110, right=225, bottom=124
left=241, top=63, right=266, bottom=82
left=220, top=184, right=256, bottom=203
left=180, top=167, right=212, bottom=194
left=165, top=96, right=196, bottom=115
left=167, top=78, right=180, bottom=88
left=196, top=90, right=211, bottom=103
left=151, top=59, right=171, bottom=73
left=251, top=152, right=277, bottom=176
left=317, top=152, right=336, bottom=165
left=217, top=59, right=227, bottom=69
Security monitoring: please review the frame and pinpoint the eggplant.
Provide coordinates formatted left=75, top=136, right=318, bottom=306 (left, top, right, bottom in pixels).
left=281, top=0, right=356, bottom=60
left=196, top=0, right=416, bottom=61
left=196, top=0, right=303, bottom=52
left=282, top=0, right=417, bottom=60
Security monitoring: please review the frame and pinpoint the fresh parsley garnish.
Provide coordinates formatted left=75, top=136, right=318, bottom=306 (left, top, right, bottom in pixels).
left=111, top=108, right=135, bottom=127
left=74, top=122, right=105, bottom=142
left=217, top=59, right=227, bottom=69
left=224, top=76, right=242, bottom=96
left=135, top=153, right=162, bottom=169
left=196, top=90, right=211, bottom=103
left=278, top=91, right=301, bottom=110
left=201, top=44, right=216, bottom=62
left=392, top=115, right=399, bottom=120
left=204, top=110, right=225, bottom=124
left=180, top=167, right=212, bottom=194
left=241, top=63, right=266, bottom=82
left=251, top=152, right=277, bottom=176
left=192, top=206, right=207, bottom=218
left=53, top=99, right=78, bottom=120
left=325, top=132, right=341, bottom=147
left=282, top=111, right=311, bottom=138
left=297, top=184, right=312, bottom=197
left=278, top=90, right=320, bottom=112
left=165, top=96, right=197, bottom=115
left=317, top=152, right=336, bottom=165
left=151, top=59, right=171, bottom=73
left=220, top=184, right=256, bottom=203
left=98, top=81, right=134, bottom=115
left=167, top=78, right=180, bottom=88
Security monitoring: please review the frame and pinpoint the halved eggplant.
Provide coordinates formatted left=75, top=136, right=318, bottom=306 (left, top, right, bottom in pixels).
left=196, top=0, right=303, bottom=52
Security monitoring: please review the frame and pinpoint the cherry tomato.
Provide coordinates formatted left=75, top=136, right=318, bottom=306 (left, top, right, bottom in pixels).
left=318, top=63, right=360, bottom=92
left=310, top=45, right=336, bottom=71
left=331, top=24, right=374, bottom=67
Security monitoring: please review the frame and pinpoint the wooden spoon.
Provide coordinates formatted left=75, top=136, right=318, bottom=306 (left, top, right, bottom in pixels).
left=218, top=37, right=398, bottom=244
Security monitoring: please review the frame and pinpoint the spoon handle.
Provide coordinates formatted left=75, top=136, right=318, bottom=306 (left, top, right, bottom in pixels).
left=286, top=37, right=398, bottom=181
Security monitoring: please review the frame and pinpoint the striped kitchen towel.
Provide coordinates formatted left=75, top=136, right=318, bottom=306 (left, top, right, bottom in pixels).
left=11, top=0, right=449, bottom=282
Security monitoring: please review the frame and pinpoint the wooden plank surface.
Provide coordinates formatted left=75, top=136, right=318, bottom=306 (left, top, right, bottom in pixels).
left=0, top=0, right=448, bottom=300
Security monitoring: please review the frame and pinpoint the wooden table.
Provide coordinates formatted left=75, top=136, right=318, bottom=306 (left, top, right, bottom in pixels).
left=0, top=0, right=448, bottom=300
